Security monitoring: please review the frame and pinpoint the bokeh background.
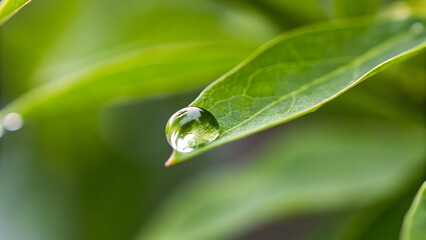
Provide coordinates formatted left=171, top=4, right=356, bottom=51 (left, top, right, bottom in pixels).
left=0, top=0, right=425, bottom=240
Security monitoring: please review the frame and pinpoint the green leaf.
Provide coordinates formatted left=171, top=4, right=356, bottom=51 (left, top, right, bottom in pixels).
left=337, top=187, right=420, bottom=240
left=246, top=0, right=328, bottom=26
left=0, top=0, right=32, bottom=25
left=137, top=120, right=426, bottom=240
left=29, top=0, right=276, bottom=85
left=0, top=41, right=257, bottom=119
left=400, top=182, right=426, bottom=240
left=328, top=0, right=381, bottom=18
left=0, top=0, right=276, bottom=101
left=167, top=16, right=426, bottom=165
left=0, top=0, right=81, bottom=97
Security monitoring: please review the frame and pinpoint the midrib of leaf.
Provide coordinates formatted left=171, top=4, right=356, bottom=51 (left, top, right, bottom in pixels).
left=220, top=28, right=422, bottom=135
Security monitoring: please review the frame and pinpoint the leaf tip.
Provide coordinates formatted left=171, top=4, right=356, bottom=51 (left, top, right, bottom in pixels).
left=164, top=152, right=176, bottom=167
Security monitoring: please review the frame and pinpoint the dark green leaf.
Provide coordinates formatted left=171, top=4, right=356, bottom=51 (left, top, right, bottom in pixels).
left=400, top=182, right=426, bottom=240
left=327, top=0, right=381, bottom=18
left=246, top=0, right=328, bottom=26
left=337, top=187, right=421, bottom=240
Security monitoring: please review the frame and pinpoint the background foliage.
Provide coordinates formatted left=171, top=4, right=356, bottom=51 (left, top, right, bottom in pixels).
left=0, top=0, right=425, bottom=240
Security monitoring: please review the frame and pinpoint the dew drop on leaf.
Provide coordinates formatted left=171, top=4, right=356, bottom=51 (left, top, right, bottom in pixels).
left=166, top=106, right=220, bottom=153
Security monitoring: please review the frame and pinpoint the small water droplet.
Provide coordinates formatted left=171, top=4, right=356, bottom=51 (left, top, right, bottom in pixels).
left=166, top=106, right=220, bottom=153
left=3, top=113, right=23, bottom=131
left=410, top=22, right=424, bottom=34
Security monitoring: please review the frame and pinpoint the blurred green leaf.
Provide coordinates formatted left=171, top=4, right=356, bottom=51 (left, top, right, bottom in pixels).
left=168, top=16, right=426, bottom=165
left=337, top=186, right=421, bottom=240
left=292, top=183, right=422, bottom=240
left=0, top=0, right=79, bottom=96
left=31, top=0, right=277, bottom=83
left=0, top=0, right=277, bottom=97
left=0, top=41, right=257, bottom=119
left=400, top=182, right=426, bottom=240
left=138, top=120, right=425, bottom=240
left=240, top=0, right=328, bottom=27
left=320, top=0, right=381, bottom=18
left=0, top=0, right=31, bottom=25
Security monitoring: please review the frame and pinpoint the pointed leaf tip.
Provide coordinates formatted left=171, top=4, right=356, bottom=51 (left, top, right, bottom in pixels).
left=164, top=152, right=176, bottom=167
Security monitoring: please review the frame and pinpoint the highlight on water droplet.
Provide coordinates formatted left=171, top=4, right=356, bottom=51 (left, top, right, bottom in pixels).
left=3, top=113, right=23, bottom=131
left=165, top=106, right=220, bottom=153
left=410, top=22, right=424, bottom=34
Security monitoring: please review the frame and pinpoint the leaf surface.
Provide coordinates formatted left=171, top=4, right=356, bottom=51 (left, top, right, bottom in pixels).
left=167, top=16, right=426, bottom=165
left=0, top=0, right=31, bottom=25
left=401, top=182, right=426, bottom=240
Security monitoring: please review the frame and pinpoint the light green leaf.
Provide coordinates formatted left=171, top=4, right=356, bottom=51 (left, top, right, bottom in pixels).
left=401, top=182, right=426, bottom=240
left=138, top=121, right=425, bottom=240
left=167, top=16, right=426, bottom=165
left=0, top=0, right=31, bottom=25
left=0, top=0, right=276, bottom=99
left=30, top=0, right=276, bottom=85
left=0, top=41, right=257, bottom=119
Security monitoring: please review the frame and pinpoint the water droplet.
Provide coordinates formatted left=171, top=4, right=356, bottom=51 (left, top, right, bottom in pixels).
left=166, top=106, right=220, bottom=153
left=3, top=113, right=23, bottom=131
left=410, top=22, right=424, bottom=34
left=0, top=124, right=3, bottom=138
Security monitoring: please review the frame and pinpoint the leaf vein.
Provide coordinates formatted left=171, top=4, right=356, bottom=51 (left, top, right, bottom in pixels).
left=222, top=29, right=415, bottom=135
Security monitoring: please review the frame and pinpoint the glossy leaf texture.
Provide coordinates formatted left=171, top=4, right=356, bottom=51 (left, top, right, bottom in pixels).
left=0, top=41, right=257, bottom=119
left=401, top=182, right=426, bottom=240
left=0, top=0, right=31, bottom=25
left=139, top=121, right=426, bottom=240
left=167, top=16, right=426, bottom=165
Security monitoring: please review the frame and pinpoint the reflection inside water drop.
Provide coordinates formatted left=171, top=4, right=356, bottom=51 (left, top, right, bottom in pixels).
left=3, top=113, right=23, bottom=131
left=166, top=106, right=220, bottom=153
